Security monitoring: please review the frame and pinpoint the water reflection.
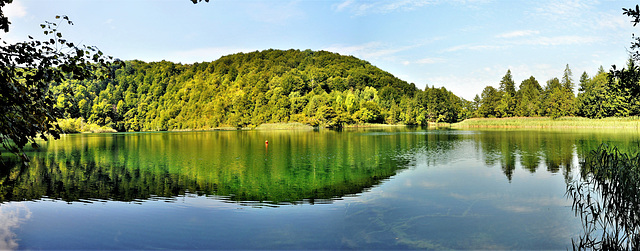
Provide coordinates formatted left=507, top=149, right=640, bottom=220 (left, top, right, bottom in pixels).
left=472, top=130, right=576, bottom=182
left=0, top=129, right=426, bottom=205
left=1, top=128, right=639, bottom=249
left=0, top=128, right=638, bottom=206
left=471, top=129, right=640, bottom=182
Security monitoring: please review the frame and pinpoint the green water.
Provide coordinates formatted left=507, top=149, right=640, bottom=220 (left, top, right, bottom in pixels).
left=0, top=128, right=638, bottom=249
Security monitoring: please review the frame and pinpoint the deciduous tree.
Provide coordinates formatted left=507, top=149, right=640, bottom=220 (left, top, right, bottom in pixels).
left=478, top=86, right=500, bottom=118
left=1, top=9, right=113, bottom=163
left=515, top=76, right=542, bottom=117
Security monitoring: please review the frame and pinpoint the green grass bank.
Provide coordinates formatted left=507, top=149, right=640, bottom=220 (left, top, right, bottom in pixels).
left=452, top=117, right=640, bottom=129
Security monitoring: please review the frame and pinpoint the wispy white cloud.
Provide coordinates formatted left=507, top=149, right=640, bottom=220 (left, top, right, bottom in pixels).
left=496, top=30, right=540, bottom=38
left=333, top=0, right=492, bottom=16
left=594, top=12, right=629, bottom=30
left=333, top=0, right=437, bottom=16
left=444, top=44, right=506, bottom=52
left=3, top=1, right=27, bottom=18
left=532, top=0, right=626, bottom=31
left=365, top=45, right=414, bottom=58
left=416, top=57, right=445, bottom=64
left=324, top=40, right=429, bottom=60
left=334, top=0, right=355, bottom=12
left=444, top=34, right=599, bottom=54
left=2, top=1, right=28, bottom=44
left=400, top=57, right=444, bottom=66
left=517, top=35, right=600, bottom=46
left=534, top=0, right=593, bottom=17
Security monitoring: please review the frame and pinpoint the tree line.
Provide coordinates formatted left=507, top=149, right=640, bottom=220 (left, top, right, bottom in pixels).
left=52, top=49, right=640, bottom=133
left=472, top=60, right=640, bottom=119
left=53, top=49, right=472, bottom=132
left=43, top=49, right=640, bottom=133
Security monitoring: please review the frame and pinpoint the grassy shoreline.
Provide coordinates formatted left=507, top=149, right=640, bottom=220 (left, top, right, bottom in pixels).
left=59, top=117, right=640, bottom=134
left=452, top=117, right=640, bottom=129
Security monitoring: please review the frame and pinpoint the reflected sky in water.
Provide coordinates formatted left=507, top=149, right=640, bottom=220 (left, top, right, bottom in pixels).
left=1, top=128, right=639, bottom=249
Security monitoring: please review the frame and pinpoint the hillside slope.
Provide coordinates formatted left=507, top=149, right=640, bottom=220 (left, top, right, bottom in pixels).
left=52, top=49, right=469, bottom=131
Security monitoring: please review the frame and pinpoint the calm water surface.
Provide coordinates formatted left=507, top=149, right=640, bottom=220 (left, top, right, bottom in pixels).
left=1, top=127, right=639, bottom=249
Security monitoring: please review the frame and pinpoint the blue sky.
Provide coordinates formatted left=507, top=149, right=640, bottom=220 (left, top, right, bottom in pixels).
left=3, top=0, right=637, bottom=99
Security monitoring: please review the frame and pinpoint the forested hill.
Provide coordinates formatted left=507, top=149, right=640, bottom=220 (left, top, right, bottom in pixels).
left=53, top=49, right=469, bottom=132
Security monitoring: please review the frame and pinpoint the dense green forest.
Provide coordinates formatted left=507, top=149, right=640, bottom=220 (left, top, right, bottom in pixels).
left=53, top=49, right=470, bottom=132
left=474, top=60, right=640, bottom=119
left=51, top=48, right=640, bottom=133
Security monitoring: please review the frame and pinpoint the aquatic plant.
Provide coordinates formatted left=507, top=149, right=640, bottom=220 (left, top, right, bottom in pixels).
left=567, top=144, right=640, bottom=250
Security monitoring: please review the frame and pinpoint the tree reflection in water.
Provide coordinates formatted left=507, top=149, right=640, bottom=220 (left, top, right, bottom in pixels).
left=567, top=145, right=640, bottom=250
left=0, top=130, right=422, bottom=205
left=472, top=129, right=576, bottom=182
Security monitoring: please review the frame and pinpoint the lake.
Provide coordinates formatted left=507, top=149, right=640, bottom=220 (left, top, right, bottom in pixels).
left=1, top=127, right=639, bottom=249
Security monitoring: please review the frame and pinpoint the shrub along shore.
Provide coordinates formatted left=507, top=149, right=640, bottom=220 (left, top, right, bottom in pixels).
left=452, top=116, right=640, bottom=129
left=56, top=118, right=117, bottom=133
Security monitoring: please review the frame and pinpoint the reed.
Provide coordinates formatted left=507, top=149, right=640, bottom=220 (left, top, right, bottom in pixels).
left=453, top=117, right=640, bottom=129
left=567, top=144, right=640, bottom=250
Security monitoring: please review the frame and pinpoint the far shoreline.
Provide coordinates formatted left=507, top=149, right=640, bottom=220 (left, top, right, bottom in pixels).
left=59, top=117, right=640, bottom=134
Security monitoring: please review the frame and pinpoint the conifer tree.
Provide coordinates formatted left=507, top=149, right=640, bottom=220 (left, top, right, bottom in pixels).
left=497, top=70, right=517, bottom=117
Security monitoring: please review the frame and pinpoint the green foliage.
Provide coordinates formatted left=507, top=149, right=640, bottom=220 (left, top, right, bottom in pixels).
left=562, top=64, right=575, bottom=93
left=574, top=5, right=640, bottom=119
left=606, top=59, right=640, bottom=117
left=416, top=86, right=464, bottom=124
left=497, top=70, right=517, bottom=117
left=478, top=86, right=500, bottom=118
left=544, top=5, right=640, bottom=120
left=61, top=49, right=467, bottom=131
left=515, top=76, right=542, bottom=116
left=577, top=69, right=609, bottom=118
left=1, top=15, right=114, bottom=163
left=576, top=59, right=640, bottom=118
left=470, top=60, right=639, bottom=121
left=471, top=69, right=579, bottom=121
left=543, top=77, right=575, bottom=119
left=57, top=118, right=116, bottom=133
